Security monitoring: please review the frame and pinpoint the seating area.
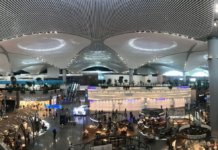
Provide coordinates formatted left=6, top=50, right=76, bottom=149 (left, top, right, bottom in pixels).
left=0, top=108, right=49, bottom=150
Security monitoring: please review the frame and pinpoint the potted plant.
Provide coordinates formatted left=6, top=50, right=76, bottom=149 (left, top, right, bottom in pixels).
left=118, top=76, right=124, bottom=86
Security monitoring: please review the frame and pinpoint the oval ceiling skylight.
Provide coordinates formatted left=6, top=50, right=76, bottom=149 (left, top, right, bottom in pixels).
left=129, top=37, right=177, bottom=52
left=17, top=38, right=66, bottom=52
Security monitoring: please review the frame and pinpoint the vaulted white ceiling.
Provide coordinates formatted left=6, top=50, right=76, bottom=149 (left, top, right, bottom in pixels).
left=0, top=33, right=91, bottom=70
left=0, top=0, right=216, bottom=75
left=105, top=32, right=206, bottom=69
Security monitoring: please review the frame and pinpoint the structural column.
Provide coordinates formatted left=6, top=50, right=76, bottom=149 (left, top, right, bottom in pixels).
left=157, top=74, right=163, bottom=84
left=129, top=68, right=134, bottom=85
left=183, top=71, right=186, bottom=85
left=62, top=69, right=67, bottom=83
left=208, top=38, right=218, bottom=138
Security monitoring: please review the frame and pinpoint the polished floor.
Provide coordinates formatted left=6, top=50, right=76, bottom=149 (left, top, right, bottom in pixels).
left=28, top=113, right=170, bottom=150
left=27, top=103, right=189, bottom=150
left=28, top=116, right=87, bottom=150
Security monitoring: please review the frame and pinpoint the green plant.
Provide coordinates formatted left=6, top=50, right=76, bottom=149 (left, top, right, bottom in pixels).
left=118, top=76, right=123, bottom=85
left=107, top=78, right=112, bottom=85
left=26, top=82, right=33, bottom=88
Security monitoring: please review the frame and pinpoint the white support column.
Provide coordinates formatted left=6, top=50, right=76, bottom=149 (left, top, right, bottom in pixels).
left=208, top=38, right=218, bottom=138
left=62, top=69, right=67, bottom=83
left=183, top=71, right=186, bottom=85
left=129, top=68, right=134, bottom=85
left=157, top=75, right=163, bottom=84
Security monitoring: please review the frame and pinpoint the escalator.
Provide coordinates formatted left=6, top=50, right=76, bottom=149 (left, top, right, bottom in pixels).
left=67, top=83, right=79, bottom=101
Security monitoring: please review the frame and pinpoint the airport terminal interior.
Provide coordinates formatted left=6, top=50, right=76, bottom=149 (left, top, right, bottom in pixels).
left=1, top=0, right=218, bottom=150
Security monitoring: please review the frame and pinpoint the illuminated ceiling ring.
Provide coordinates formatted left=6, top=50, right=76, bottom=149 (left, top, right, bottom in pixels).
left=18, top=38, right=66, bottom=52
left=129, top=38, right=177, bottom=52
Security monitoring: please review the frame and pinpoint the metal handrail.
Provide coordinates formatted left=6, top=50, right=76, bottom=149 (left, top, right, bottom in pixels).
left=69, top=136, right=151, bottom=150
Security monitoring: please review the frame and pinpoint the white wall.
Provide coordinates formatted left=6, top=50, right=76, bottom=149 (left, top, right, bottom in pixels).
left=133, top=75, right=145, bottom=85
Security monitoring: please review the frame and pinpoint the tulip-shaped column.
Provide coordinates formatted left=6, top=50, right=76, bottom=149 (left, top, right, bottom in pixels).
left=208, top=38, right=218, bottom=138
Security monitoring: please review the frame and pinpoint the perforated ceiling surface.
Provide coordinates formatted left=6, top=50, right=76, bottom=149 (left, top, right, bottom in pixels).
left=0, top=0, right=214, bottom=40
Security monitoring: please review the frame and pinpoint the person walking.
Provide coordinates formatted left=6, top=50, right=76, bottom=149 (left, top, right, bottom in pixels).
left=52, top=128, right=57, bottom=140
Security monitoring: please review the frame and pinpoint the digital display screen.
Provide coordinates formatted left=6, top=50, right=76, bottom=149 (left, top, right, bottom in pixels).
left=45, top=104, right=62, bottom=109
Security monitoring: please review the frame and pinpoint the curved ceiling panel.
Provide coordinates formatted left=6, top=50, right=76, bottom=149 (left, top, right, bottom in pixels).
left=156, top=53, right=190, bottom=71
left=137, top=64, right=178, bottom=75
left=105, top=33, right=204, bottom=68
left=8, top=53, right=44, bottom=72
left=0, top=33, right=91, bottom=69
left=0, top=53, right=10, bottom=73
left=68, top=42, right=128, bottom=73
left=192, top=42, right=207, bottom=52
left=137, top=66, right=156, bottom=75
left=22, top=65, right=46, bottom=74
left=185, top=51, right=208, bottom=71
left=0, top=0, right=214, bottom=40
left=137, top=52, right=190, bottom=75
left=152, top=65, right=179, bottom=75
